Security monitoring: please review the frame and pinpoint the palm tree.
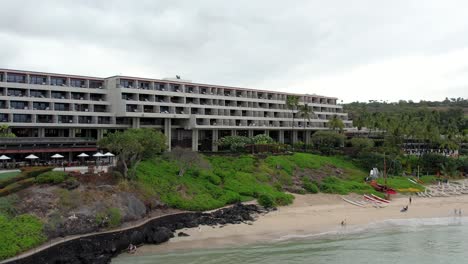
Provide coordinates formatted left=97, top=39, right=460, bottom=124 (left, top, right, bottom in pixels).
left=298, top=103, right=314, bottom=151
left=286, top=95, right=299, bottom=146
left=328, top=115, right=345, bottom=133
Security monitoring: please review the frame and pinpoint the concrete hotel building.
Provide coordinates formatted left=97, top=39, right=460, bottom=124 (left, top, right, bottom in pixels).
left=0, top=68, right=351, bottom=160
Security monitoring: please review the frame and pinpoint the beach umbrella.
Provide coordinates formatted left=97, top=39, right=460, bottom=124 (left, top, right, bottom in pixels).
left=93, top=152, right=105, bottom=168
left=77, top=152, right=89, bottom=166
left=0, top=155, right=10, bottom=168
left=25, top=154, right=39, bottom=166
left=0, top=155, right=11, bottom=160
left=51, top=153, right=64, bottom=167
left=25, top=154, right=39, bottom=159
left=104, top=152, right=115, bottom=166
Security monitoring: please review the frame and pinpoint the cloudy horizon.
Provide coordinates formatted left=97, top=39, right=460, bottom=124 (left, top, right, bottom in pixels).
left=1, top=0, right=467, bottom=103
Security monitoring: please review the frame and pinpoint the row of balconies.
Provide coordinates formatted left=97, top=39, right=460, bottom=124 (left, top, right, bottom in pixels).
left=124, top=103, right=347, bottom=121
left=117, top=78, right=337, bottom=105
left=121, top=93, right=343, bottom=112
left=0, top=87, right=106, bottom=101
left=0, top=100, right=109, bottom=112
left=195, top=118, right=330, bottom=128
left=0, top=113, right=113, bottom=124
left=0, top=72, right=104, bottom=89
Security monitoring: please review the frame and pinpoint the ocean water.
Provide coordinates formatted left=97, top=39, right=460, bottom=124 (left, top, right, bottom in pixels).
left=112, top=217, right=468, bottom=264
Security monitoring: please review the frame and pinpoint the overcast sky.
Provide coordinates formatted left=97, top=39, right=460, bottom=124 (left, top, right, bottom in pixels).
left=1, top=0, right=467, bottom=103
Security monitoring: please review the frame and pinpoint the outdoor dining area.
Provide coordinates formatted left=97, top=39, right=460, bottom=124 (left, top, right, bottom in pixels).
left=0, top=152, right=115, bottom=170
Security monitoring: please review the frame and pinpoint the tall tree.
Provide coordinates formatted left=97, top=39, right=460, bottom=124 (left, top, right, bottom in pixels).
left=98, top=128, right=167, bottom=179
left=328, top=115, right=345, bottom=133
left=285, top=95, right=299, bottom=146
left=298, top=103, right=313, bottom=150
left=0, top=125, right=15, bottom=138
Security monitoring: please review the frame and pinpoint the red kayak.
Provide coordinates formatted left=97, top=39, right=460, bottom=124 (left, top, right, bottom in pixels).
left=369, top=180, right=397, bottom=195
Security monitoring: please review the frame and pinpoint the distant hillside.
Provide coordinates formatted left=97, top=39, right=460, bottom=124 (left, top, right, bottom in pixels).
left=344, top=98, right=468, bottom=117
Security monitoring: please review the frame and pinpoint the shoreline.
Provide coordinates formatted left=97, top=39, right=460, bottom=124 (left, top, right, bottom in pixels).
left=131, top=193, right=468, bottom=255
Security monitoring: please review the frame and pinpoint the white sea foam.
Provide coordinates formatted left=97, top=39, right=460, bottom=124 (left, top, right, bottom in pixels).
left=275, top=216, right=468, bottom=242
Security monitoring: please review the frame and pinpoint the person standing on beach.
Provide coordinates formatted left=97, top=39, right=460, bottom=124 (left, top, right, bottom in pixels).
left=409, top=196, right=412, bottom=204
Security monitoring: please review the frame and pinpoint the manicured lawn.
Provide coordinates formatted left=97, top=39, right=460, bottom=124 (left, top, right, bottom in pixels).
left=0, top=171, right=20, bottom=181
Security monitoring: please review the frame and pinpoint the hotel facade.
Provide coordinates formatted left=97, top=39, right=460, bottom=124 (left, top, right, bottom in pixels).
left=0, top=68, right=351, bottom=160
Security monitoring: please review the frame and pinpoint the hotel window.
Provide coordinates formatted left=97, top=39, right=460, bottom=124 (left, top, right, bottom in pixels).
left=70, top=79, right=86, bottom=87
left=120, top=80, right=134, bottom=88
left=30, top=90, right=46, bottom=98
left=33, top=102, right=50, bottom=110
left=52, top=92, right=66, bottom=99
left=7, top=73, right=26, bottom=83
left=10, top=101, right=28, bottom=109
left=89, top=80, right=103, bottom=89
left=51, top=77, right=66, bottom=86
left=30, top=75, right=47, bottom=85
left=13, top=114, right=31, bottom=123
left=55, top=103, right=69, bottom=111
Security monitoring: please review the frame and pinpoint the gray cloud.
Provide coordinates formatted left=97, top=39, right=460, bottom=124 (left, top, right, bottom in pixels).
left=1, top=0, right=467, bottom=102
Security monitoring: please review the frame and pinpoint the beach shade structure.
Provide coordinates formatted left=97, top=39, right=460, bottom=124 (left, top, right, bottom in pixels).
left=0, top=155, right=11, bottom=168
left=25, top=154, right=39, bottom=166
left=0, top=155, right=11, bottom=160
left=77, top=153, right=89, bottom=158
left=93, top=152, right=105, bottom=168
left=104, top=152, right=115, bottom=166
left=51, top=153, right=64, bottom=167
left=25, top=154, right=39, bottom=159
left=93, top=152, right=105, bottom=158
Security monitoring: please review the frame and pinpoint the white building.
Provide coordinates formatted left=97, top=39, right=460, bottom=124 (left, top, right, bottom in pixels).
left=0, top=68, right=351, bottom=157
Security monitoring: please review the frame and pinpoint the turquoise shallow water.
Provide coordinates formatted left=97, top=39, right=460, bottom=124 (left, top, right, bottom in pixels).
left=113, top=217, right=468, bottom=264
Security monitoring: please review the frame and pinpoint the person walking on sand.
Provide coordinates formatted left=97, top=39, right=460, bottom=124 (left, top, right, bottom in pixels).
left=341, top=218, right=346, bottom=227
left=459, top=209, right=462, bottom=216
left=409, top=196, right=412, bottom=204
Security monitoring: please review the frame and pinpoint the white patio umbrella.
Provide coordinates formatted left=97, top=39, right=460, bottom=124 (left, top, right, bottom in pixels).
left=25, top=154, right=39, bottom=166
left=0, top=155, right=11, bottom=160
left=104, top=152, right=115, bottom=166
left=77, top=153, right=89, bottom=166
left=51, top=153, right=64, bottom=167
left=0, top=155, right=10, bottom=168
left=93, top=152, right=105, bottom=168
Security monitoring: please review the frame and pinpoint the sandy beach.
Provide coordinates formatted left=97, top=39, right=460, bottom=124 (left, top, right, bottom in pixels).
left=134, top=193, right=468, bottom=255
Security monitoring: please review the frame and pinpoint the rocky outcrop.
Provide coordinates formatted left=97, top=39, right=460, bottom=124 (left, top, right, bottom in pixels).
left=5, top=203, right=264, bottom=264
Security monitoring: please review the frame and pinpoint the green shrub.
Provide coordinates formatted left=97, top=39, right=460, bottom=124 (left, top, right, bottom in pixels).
left=21, top=167, right=54, bottom=178
left=252, top=134, right=274, bottom=144
left=0, top=195, right=18, bottom=217
left=258, top=194, right=274, bottom=208
left=35, top=171, right=67, bottom=184
left=217, top=136, right=252, bottom=152
left=311, top=131, right=345, bottom=155
left=350, top=138, right=375, bottom=153
left=0, top=214, right=46, bottom=260
left=107, top=207, right=121, bottom=228
left=303, top=179, right=319, bottom=193
left=0, top=167, right=53, bottom=189
left=0, top=178, right=35, bottom=197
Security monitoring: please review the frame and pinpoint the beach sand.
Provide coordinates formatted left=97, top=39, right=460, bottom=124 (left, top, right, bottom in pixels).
left=135, top=193, right=468, bottom=254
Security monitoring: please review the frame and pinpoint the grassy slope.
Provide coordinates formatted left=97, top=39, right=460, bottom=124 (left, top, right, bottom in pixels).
left=136, top=153, right=383, bottom=211
left=0, top=171, right=20, bottom=181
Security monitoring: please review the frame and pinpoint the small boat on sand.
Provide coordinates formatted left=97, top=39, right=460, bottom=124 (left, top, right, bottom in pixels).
left=341, top=197, right=365, bottom=207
